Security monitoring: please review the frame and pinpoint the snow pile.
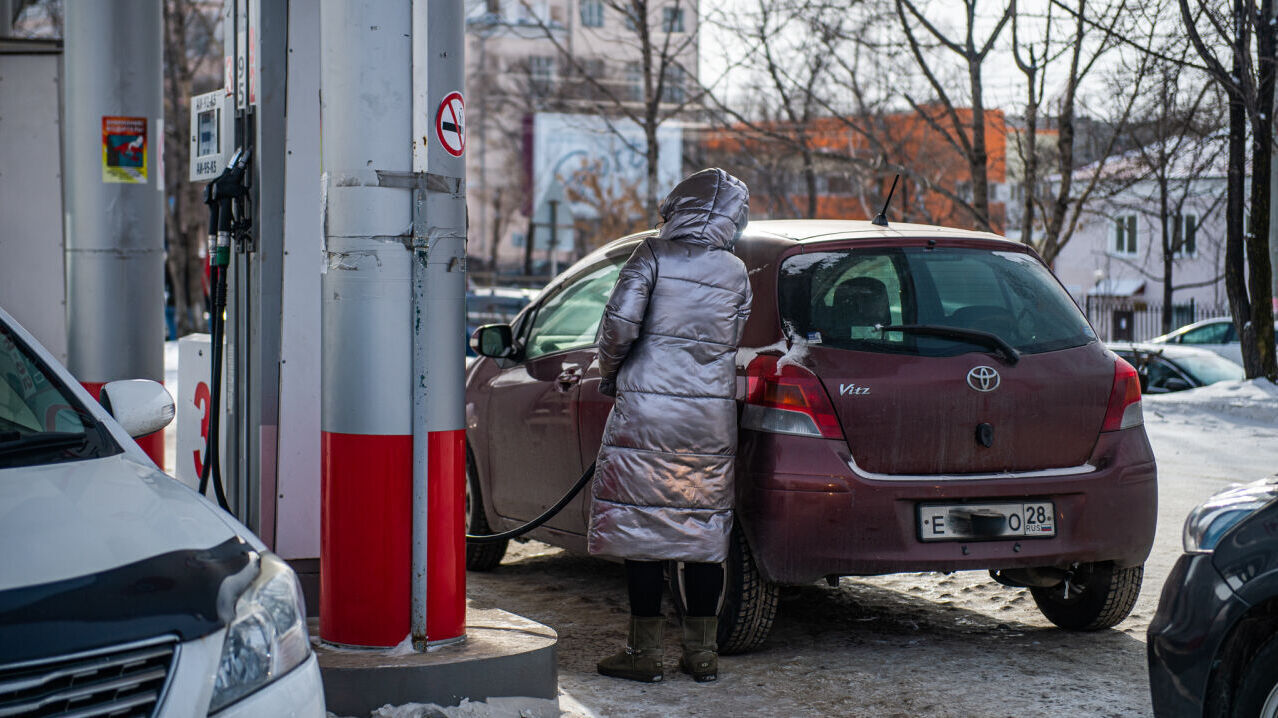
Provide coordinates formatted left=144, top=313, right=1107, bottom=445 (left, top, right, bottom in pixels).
left=328, top=696, right=561, bottom=718
left=1142, top=378, right=1278, bottom=427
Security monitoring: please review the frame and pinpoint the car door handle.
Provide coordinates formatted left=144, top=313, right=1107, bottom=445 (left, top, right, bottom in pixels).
left=556, top=368, right=581, bottom=388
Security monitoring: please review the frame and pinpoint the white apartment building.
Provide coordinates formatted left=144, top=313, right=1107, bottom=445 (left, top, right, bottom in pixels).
left=1051, top=138, right=1228, bottom=340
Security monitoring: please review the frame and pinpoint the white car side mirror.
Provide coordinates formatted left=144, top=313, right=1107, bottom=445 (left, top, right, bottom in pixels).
left=100, top=380, right=175, bottom=438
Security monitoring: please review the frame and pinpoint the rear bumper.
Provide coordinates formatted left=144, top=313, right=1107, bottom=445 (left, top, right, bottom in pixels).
left=737, top=427, right=1157, bottom=585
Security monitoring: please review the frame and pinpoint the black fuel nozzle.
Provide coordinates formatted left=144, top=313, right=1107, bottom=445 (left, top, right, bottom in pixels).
left=204, top=147, right=253, bottom=267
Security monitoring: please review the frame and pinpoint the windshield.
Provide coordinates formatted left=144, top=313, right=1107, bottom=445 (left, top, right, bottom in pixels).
left=1174, top=352, right=1245, bottom=385
left=778, top=246, right=1096, bottom=357
left=0, top=322, right=118, bottom=468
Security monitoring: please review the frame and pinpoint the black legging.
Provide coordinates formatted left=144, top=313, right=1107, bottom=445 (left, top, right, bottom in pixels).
left=625, top=559, right=722, bottom=618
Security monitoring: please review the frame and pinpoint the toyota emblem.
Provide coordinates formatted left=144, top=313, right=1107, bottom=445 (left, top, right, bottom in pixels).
left=966, top=366, right=1001, bottom=392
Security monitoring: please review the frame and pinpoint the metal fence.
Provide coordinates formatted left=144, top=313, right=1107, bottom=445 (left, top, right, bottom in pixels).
left=1083, top=296, right=1230, bottom=342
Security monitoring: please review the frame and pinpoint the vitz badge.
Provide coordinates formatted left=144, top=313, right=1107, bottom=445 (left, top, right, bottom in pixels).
left=966, top=366, right=1001, bottom=392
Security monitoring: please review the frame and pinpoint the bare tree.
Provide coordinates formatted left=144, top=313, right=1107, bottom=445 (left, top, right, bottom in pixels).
left=894, top=0, right=1014, bottom=231
left=1177, top=0, right=1277, bottom=379
left=161, top=0, right=221, bottom=335
left=524, top=0, right=702, bottom=222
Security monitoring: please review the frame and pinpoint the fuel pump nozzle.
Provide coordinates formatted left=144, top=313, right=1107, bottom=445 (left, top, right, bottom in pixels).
left=198, top=146, right=252, bottom=514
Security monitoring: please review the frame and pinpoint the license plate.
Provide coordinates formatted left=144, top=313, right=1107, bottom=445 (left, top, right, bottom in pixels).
left=917, top=501, right=1056, bottom=542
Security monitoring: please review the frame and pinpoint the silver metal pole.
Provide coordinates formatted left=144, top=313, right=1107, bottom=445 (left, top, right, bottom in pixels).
left=319, top=0, right=415, bottom=649
left=62, top=0, right=164, bottom=400
left=411, top=0, right=468, bottom=650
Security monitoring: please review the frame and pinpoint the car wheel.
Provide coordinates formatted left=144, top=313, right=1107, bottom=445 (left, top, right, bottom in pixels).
left=1234, top=632, right=1278, bottom=717
left=464, top=453, right=507, bottom=572
left=1029, top=561, right=1142, bottom=631
left=669, top=525, right=778, bottom=654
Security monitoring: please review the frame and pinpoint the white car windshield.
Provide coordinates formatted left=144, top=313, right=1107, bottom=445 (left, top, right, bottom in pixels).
left=0, top=321, right=118, bottom=468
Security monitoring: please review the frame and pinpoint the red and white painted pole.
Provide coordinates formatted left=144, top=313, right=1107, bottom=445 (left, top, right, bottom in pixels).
left=318, top=0, right=467, bottom=649
left=319, top=0, right=415, bottom=648
left=410, top=0, right=468, bottom=649
left=62, top=0, right=166, bottom=468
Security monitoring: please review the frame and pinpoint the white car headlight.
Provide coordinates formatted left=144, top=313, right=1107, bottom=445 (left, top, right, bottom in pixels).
left=209, top=552, right=310, bottom=713
left=1183, top=479, right=1278, bottom=554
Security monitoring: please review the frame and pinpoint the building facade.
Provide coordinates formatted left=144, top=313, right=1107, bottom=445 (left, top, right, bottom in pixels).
left=464, top=0, right=699, bottom=279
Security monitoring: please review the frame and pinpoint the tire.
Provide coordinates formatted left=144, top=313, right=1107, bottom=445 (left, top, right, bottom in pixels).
left=670, top=525, right=779, bottom=654
left=1029, top=561, right=1142, bottom=631
left=1233, top=631, right=1278, bottom=718
left=464, top=455, right=508, bottom=571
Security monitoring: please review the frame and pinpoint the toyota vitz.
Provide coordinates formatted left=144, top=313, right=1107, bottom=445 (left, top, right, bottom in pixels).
left=465, top=220, right=1157, bottom=653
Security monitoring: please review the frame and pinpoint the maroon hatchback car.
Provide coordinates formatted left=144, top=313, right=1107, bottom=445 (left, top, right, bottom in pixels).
left=465, top=220, right=1157, bottom=653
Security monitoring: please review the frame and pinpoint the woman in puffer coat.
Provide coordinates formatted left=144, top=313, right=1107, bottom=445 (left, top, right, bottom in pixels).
left=588, top=168, right=752, bottom=683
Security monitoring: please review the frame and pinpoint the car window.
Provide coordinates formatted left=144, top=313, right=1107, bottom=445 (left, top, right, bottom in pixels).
left=1144, top=356, right=1186, bottom=391
left=1180, top=322, right=1232, bottom=344
left=0, top=322, right=118, bottom=468
left=523, top=259, right=625, bottom=360
left=778, top=246, right=1095, bottom=356
left=1173, top=352, right=1245, bottom=385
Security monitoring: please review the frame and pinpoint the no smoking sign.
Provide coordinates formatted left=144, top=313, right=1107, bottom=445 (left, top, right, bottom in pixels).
left=435, top=91, right=465, bottom=157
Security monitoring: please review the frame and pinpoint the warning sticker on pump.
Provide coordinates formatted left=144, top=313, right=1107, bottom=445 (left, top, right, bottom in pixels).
left=102, top=116, right=148, bottom=184
left=917, top=501, right=1056, bottom=542
left=435, top=91, right=465, bottom=157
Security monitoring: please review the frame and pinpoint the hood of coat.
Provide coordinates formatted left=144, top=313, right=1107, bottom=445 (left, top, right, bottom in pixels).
left=658, top=168, right=749, bottom=250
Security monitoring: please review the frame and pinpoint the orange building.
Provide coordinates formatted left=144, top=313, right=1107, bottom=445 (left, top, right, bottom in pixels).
left=699, top=107, right=1007, bottom=233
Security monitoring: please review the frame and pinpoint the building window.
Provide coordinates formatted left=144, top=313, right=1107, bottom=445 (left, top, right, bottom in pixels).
left=662, top=64, right=685, bottom=104
left=624, top=5, right=639, bottom=31
left=529, top=55, right=556, bottom=96
left=824, top=173, right=858, bottom=196
left=577, top=58, right=605, bottom=99
left=626, top=62, right=644, bottom=102
left=1172, top=214, right=1197, bottom=257
left=662, top=6, right=685, bottom=32
left=1113, top=215, right=1137, bottom=255
left=580, top=0, right=603, bottom=27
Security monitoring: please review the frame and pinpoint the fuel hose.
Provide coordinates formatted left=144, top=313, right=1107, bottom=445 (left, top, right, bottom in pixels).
left=465, top=462, right=596, bottom=544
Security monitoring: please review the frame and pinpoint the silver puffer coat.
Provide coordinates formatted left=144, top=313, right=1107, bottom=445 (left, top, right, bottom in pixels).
left=587, top=168, right=753, bottom=563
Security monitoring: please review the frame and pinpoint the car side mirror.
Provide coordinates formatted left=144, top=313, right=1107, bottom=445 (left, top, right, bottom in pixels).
left=471, top=324, right=515, bottom=358
left=99, top=379, right=175, bottom=438
left=1162, top=377, right=1192, bottom=392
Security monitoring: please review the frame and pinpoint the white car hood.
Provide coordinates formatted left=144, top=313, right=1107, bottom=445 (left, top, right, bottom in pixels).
left=0, top=453, right=241, bottom=592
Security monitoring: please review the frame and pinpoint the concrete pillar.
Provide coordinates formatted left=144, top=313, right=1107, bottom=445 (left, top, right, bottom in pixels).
left=62, top=0, right=165, bottom=466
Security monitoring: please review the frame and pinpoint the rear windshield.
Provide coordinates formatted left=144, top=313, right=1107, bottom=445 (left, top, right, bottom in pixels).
left=777, top=246, right=1096, bottom=357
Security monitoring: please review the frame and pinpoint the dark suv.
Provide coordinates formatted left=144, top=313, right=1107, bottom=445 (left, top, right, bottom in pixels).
left=464, top=220, right=1158, bottom=652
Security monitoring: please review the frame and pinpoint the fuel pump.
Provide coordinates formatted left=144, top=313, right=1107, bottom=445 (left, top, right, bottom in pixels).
left=199, top=147, right=252, bottom=513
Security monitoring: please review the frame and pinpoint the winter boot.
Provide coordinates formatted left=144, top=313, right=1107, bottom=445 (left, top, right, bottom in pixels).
left=597, top=616, right=664, bottom=683
left=679, top=616, right=719, bottom=682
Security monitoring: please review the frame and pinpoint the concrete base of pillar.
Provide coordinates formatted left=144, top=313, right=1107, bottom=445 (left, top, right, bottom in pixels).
left=313, top=606, right=559, bottom=717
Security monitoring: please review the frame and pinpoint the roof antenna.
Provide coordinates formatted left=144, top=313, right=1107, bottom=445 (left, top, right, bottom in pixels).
left=871, top=174, right=900, bottom=227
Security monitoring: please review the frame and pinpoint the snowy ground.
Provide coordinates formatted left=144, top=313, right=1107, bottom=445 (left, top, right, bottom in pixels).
left=461, top=380, right=1278, bottom=718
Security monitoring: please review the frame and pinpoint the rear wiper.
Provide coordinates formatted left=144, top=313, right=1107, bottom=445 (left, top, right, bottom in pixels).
left=877, top=324, right=1021, bottom=366
left=0, top=431, right=91, bottom=457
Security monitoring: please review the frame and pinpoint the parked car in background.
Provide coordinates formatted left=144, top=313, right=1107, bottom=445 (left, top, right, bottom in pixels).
left=1149, top=317, right=1278, bottom=366
left=1148, top=477, right=1278, bottom=717
left=0, top=305, right=323, bottom=717
left=466, top=287, right=538, bottom=357
left=1109, top=342, right=1244, bottom=394
left=465, top=220, right=1158, bottom=653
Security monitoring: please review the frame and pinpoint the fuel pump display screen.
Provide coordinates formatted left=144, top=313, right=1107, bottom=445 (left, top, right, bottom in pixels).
left=190, top=89, right=228, bottom=182
left=197, top=108, right=220, bottom=157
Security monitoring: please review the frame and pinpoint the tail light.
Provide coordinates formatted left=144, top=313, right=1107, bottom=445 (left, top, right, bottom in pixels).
left=743, top=355, right=844, bottom=439
left=1101, top=358, right=1143, bottom=431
